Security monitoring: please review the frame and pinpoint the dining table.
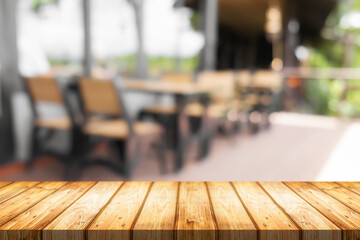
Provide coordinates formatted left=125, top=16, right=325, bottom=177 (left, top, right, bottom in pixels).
left=0, top=181, right=359, bottom=239
left=122, top=79, right=216, bottom=172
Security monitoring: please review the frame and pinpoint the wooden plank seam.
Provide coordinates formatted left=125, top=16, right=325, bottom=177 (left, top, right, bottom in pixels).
left=129, top=181, right=154, bottom=240
left=205, top=182, right=219, bottom=240
left=84, top=182, right=126, bottom=239
left=257, top=182, right=303, bottom=239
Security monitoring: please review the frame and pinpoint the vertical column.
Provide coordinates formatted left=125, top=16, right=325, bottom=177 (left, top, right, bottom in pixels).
left=282, top=0, right=301, bottom=102
left=200, top=0, right=218, bottom=70
left=131, top=0, right=147, bottom=78
left=0, top=0, right=19, bottom=162
left=0, top=0, right=21, bottom=92
left=83, top=0, right=92, bottom=76
left=283, top=0, right=299, bottom=67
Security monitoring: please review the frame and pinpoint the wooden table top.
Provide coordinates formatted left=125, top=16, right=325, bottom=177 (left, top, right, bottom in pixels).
left=0, top=182, right=359, bottom=240
left=122, top=79, right=214, bottom=95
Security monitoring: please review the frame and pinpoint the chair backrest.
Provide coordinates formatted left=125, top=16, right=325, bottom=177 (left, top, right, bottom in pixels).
left=26, top=77, right=64, bottom=104
left=79, top=77, right=122, bottom=116
left=162, top=73, right=193, bottom=84
left=25, top=76, right=78, bottom=128
left=197, top=71, right=235, bottom=101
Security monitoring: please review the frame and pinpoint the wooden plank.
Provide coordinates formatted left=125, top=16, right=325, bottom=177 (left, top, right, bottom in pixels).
left=338, top=182, right=360, bottom=196
left=260, top=182, right=341, bottom=240
left=0, top=181, right=356, bottom=239
left=0, top=182, right=39, bottom=204
left=207, top=182, right=257, bottom=240
left=232, top=182, right=299, bottom=240
left=0, top=182, right=11, bottom=189
left=0, top=182, right=66, bottom=227
left=87, top=182, right=151, bottom=240
left=314, top=182, right=360, bottom=211
left=0, top=182, right=95, bottom=240
left=43, top=181, right=122, bottom=240
left=177, top=182, right=216, bottom=240
left=286, top=182, right=360, bottom=239
left=133, top=182, right=178, bottom=240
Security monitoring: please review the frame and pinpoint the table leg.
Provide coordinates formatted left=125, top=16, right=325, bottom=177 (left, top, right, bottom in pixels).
left=174, top=94, right=190, bottom=172
left=198, top=95, right=213, bottom=159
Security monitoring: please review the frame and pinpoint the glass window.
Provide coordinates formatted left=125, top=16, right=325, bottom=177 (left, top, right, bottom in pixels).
left=17, top=0, right=83, bottom=77
left=90, top=0, right=137, bottom=78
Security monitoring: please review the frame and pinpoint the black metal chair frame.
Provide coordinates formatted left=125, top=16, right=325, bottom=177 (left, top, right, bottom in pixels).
left=24, top=76, right=88, bottom=180
left=78, top=78, right=167, bottom=179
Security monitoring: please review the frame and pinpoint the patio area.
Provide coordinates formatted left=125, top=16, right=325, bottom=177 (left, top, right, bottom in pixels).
left=2, top=112, right=359, bottom=182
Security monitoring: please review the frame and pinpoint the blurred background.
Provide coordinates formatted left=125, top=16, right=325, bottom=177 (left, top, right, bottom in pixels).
left=0, top=0, right=360, bottom=181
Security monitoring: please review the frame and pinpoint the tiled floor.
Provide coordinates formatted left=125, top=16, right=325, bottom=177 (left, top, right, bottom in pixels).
left=2, top=112, right=360, bottom=181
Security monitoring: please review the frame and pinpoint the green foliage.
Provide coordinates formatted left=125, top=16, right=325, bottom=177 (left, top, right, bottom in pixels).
left=92, top=55, right=199, bottom=77
left=147, top=56, right=199, bottom=77
left=31, top=0, right=57, bottom=11
left=305, top=0, right=360, bottom=118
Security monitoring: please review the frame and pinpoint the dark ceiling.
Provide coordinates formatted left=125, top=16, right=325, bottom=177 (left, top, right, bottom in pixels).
left=187, top=0, right=338, bottom=39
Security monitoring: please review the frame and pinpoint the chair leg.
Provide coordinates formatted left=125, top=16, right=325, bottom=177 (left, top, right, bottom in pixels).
left=263, top=112, right=271, bottom=129
left=232, top=120, right=241, bottom=134
left=199, top=130, right=214, bottom=160
left=198, top=118, right=216, bottom=160
left=117, top=139, right=138, bottom=180
left=137, top=111, right=146, bottom=121
left=157, top=134, right=167, bottom=174
left=249, top=111, right=261, bottom=134
left=26, top=127, right=40, bottom=172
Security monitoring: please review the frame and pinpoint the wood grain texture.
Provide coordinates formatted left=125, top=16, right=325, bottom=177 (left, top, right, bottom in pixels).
left=0, top=182, right=12, bottom=190
left=0, top=182, right=39, bottom=204
left=313, top=182, right=360, bottom=212
left=338, top=182, right=360, bottom=196
left=260, top=182, right=341, bottom=240
left=0, top=182, right=358, bottom=240
left=87, top=182, right=151, bottom=240
left=232, top=182, right=299, bottom=240
left=0, top=182, right=95, bottom=240
left=43, top=182, right=122, bottom=240
left=0, top=182, right=66, bottom=228
left=207, top=182, right=257, bottom=240
left=177, top=182, right=216, bottom=240
left=286, top=182, right=360, bottom=240
left=133, top=182, right=178, bottom=240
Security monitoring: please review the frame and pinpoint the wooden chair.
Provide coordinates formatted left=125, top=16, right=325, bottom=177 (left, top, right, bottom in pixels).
left=253, top=70, right=283, bottom=128
left=25, top=76, right=84, bottom=179
left=136, top=73, right=194, bottom=149
left=78, top=77, right=167, bottom=178
left=237, top=70, right=282, bottom=108
left=137, top=71, right=240, bottom=158
left=139, top=71, right=239, bottom=147
left=187, top=71, right=236, bottom=116
left=186, top=71, right=241, bottom=136
left=236, top=70, right=283, bottom=132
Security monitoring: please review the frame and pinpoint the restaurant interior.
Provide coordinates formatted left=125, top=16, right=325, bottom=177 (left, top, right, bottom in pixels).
left=0, top=0, right=359, bottom=182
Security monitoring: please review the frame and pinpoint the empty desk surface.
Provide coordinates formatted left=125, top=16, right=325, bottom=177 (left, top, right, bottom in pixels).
left=0, top=181, right=359, bottom=239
